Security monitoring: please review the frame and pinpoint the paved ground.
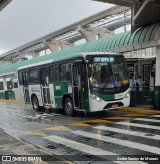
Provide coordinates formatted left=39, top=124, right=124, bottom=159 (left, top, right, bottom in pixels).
left=0, top=128, right=69, bottom=164
left=0, top=100, right=160, bottom=163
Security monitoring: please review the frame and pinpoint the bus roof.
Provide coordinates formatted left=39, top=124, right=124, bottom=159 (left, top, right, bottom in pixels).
left=18, top=59, right=54, bottom=70
left=17, top=52, right=119, bottom=70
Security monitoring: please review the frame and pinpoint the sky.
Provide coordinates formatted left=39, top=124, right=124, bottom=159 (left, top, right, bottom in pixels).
left=0, top=0, right=114, bottom=55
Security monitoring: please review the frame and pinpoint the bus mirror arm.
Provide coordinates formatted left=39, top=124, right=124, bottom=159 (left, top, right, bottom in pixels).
left=88, top=67, right=92, bottom=77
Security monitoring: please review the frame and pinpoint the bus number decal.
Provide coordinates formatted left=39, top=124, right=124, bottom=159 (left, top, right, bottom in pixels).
left=68, top=85, right=72, bottom=93
left=31, top=88, right=40, bottom=92
left=56, top=86, right=61, bottom=90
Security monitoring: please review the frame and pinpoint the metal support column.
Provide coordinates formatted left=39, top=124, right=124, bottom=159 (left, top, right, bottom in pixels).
left=154, top=45, right=160, bottom=109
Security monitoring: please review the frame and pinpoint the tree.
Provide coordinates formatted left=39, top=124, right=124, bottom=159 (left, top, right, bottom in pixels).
left=3, top=56, right=12, bottom=61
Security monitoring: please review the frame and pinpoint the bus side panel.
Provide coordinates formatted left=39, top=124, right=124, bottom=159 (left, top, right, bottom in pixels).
left=49, top=84, right=56, bottom=108
left=29, top=84, right=43, bottom=106
left=53, top=82, right=72, bottom=108
left=19, top=85, right=25, bottom=102
left=80, top=91, right=90, bottom=112
left=13, top=88, right=20, bottom=100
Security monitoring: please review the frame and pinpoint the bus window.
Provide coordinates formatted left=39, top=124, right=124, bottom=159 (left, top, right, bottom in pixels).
left=18, top=72, right=23, bottom=85
left=40, top=69, right=48, bottom=86
left=49, top=65, right=59, bottom=82
left=7, top=81, right=13, bottom=90
left=89, top=56, right=128, bottom=89
left=0, top=82, right=4, bottom=90
left=72, top=65, right=78, bottom=86
left=29, top=69, right=39, bottom=84
left=23, top=72, right=29, bottom=86
left=14, top=82, right=18, bottom=88
left=127, top=63, right=134, bottom=75
left=59, top=64, right=71, bottom=81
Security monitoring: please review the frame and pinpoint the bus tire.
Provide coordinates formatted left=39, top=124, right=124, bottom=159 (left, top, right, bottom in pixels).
left=64, top=97, right=75, bottom=116
left=31, top=95, right=39, bottom=111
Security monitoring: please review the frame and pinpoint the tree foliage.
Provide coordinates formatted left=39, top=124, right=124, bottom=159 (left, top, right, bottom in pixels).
left=3, top=56, right=11, bottom=61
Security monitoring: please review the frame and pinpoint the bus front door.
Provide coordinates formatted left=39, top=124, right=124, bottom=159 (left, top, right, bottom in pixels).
left=72, top=65, right=80, bottom=108
left=40, top=69, right=51, bottom=105
left=22, top=72, right=30, bottom=104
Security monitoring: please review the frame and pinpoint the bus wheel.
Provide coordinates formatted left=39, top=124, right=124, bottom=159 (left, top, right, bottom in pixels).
left=64, top=97, right=75, bottom=116
left=32, top=95, right=39, bottom=111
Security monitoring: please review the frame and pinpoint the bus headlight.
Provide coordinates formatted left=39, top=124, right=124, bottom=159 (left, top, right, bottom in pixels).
left=90, top=94, right=102, bottom=102
left=125, top=92, right=130, bottom=98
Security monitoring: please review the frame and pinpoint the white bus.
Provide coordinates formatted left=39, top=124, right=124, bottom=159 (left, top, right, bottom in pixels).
left=18, top=52, right=130, bottom=116
left=0, top=77, right=20, bottom=100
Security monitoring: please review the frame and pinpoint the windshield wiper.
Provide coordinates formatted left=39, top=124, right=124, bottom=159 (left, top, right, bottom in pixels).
left=102, top=77, right=114, bottom=89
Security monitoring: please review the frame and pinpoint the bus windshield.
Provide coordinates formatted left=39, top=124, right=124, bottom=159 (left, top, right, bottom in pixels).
left=88, top=55, right=129, bottom=89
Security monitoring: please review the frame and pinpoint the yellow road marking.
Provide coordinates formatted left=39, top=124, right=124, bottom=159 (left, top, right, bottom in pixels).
left=67, top=122, right=91, bottom=127
left=103, top=116, right=130, bottom=120
left=42, top=126, right=72, bottom=131
left=120, top=113, right=146, bottom=117
left=24, top=130, right=46, bottom=137
left=118, top=107, right=160, bottom=115
left=0, top=99, right=22, bottom=103
left=83, top=119, right=112, bottom=124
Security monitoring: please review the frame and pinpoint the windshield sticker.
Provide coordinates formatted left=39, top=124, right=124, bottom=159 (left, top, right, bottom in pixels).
left=114, top=80, right=118, bottom=87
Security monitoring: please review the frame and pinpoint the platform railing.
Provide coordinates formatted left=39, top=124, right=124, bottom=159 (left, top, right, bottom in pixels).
left=130, top=86, right=155, bottom=108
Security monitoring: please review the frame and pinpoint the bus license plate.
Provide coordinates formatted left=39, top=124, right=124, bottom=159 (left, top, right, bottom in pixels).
left=112, top=104, right=118, bottom=108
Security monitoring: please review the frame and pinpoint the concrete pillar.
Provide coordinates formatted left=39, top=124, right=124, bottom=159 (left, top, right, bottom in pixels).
left=77, top=25, right=97, bottom=42
left=43, top=39, right=59, bottom=52
left=155, top=46, right=160, bottom=86
left=3, top=76, right=7, bottom=91
left=154, top=45, right=160, bottom=109
left=13, top=51, right=39, bottom=61
left=77, top=25, right=112, bottom=42
left=60, top=41, right=73, bottom=50
left=22, top=51, right=39, bottom=58
left=97, top=28, right=112, bottom=39
left=43, top=39, right=73, bottom=52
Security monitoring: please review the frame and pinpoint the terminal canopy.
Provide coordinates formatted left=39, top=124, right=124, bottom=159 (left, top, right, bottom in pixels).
left=0, top=23, right=160, bottom=76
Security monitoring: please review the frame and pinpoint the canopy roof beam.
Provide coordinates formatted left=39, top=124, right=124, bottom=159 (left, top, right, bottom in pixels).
left=133, top=0, right=150, bottom=23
